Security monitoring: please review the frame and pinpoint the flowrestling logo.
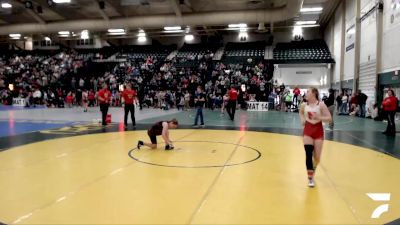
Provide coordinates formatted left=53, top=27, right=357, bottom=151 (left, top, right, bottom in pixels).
left=367, top=193, right=391, bottom=219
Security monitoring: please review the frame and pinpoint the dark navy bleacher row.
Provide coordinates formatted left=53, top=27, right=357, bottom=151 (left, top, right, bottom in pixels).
left=273, top=39, right=334, bottom=64
left=222, top=41, right=266, bottom=64
left=174, top=43, right=220, bottom=68
left=116, top=45, right=175, bottom=61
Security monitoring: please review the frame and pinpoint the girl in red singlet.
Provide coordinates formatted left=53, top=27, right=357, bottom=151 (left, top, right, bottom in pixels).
left=299, top=88, right=332, bottom=187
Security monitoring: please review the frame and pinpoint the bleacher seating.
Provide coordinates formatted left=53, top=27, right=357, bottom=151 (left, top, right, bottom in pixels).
left=222, top=41, right=266, bottom=64
left=74, top=46, right=119, bottom=61
left=273, top=39, right=334, bottom=64
left=0, top=49, right=60, bottom=63
left=174, top=43, right=220, bottom=68
left=117, top=45, right=175, bottom=61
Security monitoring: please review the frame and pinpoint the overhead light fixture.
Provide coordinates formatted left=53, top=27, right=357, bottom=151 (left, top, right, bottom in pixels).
left=107, top=28, right=125, bottom=33
left=228, top=23, right=247, bottom=28
left=1, top=3, right=12, bottom=8
left=81, top=30, right=89, bottom=39
left=59, top=34, right=69, bottom=37
left=164, top=26, right=182, bottom=31
left=184, top=34, right=194, bottom=41
left=163, top=30, right=184, bottom=33
left=300, top=7, right=323, bottom=13
left=53, top=0, right=71, bottom=3
left=138, top=36, right=147, bottom=42
left=295, top=21, right=317, bottom=25
left=44, top=37, right=51, bottom=41
left=108, top=32, right=126, bottom=35
left=292, top=26, right=303, bottom=36
left=24, top=1, right=33, bottom=9
left=137, top=29, right=146, bottom=37
left=238, top=31, right=248, bottom=39
left=58, top=31, right=70, bottom=35
left=239, top=28, right=247, bottom=32
left=9, top=34, right=21, bottom=38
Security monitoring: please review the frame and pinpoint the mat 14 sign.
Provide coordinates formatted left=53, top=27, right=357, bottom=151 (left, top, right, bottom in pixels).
left=247, top=101, right=269, bottom=111
left=12, top=98, right=26, bottom=107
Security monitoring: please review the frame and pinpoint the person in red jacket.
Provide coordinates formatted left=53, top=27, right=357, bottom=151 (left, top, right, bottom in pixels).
left=382, top=89, right=398, bottom=136
left=226, top=86, right=238, bottom=121
left=65, top=91, right=74, bottom=108
left=97, top=84, right=112, bottom=126
left=293, top=87, right=301, bottom=108
left=122, top=83, right=137, bottom=128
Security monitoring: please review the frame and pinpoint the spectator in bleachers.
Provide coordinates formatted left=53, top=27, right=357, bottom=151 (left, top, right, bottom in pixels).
left=382, top=90, right=398, bottom=136
left=284, top=90, right=293, bottom=112
left=336, top=93, right=342, bottom=114
left=184, top=91, right=190, bottom=111
left=357, top=90, right=368, bottom=118
left=32, top=88, right=42, bottom=107
left=193, top=86, right=206, bottom=127
left=88, top=89, right=96, bottom=107
left=367, top=103, right=379, bottom=120
left=340, top=92, right=349, bottom=115
left=350, top=93, right=358, bottom=115
left=293, top=87, right=301, bottom=108
left=82, top=89, right=88, bottom=112
left=66, top=92, right=74, bottom=108
left=324, top=89, right=335, bottom=129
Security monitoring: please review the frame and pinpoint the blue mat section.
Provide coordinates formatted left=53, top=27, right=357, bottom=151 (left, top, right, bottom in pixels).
left=0, top=120, right=80, bottom=137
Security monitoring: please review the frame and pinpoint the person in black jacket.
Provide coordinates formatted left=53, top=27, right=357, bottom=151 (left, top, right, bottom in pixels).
left=324, top=89, right=335, bottom=130
left=356, top=90, right=368, bottom=118
left=193, top=86, right=206, bottom=128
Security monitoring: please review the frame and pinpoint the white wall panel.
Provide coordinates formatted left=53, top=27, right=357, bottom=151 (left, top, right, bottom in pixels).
left=381, top=0, right=400, bottom=72
left=274, top=65, right=328, bottom=87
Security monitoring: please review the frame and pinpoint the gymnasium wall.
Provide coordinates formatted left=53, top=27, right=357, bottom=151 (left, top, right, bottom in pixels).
left=333, top=1, right=344, bottom=83
left=26, top=28, right=322, bottom=51
left=343, top=0, right=356, bottom=81
left=382, top=0, right=400, bottom=72
left=273, top=65, right=329, bottom=88
left=324, top=0, right=400, bottom=103
left=359, top=0, right=378, bottom=104
left=360, top=0, right=377, bottom=64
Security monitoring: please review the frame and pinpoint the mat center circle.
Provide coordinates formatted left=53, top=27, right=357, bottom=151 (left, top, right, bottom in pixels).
left=128, top=141, right=261, bottom=168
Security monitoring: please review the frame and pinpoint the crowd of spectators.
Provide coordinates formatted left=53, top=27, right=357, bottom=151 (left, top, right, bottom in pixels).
left=0, top=48, right=275, bottom=112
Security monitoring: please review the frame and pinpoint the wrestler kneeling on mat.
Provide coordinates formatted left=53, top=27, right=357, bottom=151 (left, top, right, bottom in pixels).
left=137, top=119, right=179, bottom=150
left=299, top=88, right=332, bottom=187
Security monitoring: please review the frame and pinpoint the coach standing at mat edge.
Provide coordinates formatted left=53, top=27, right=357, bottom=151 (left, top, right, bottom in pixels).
left=122, top=83, right=137, bottom=129
left=227, top=86, right=238, bottom=121
left=97, top=84, right=111, bottom=126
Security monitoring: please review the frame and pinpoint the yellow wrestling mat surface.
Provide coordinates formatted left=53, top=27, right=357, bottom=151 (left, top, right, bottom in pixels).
left=0, top=129, right=399, bottom=224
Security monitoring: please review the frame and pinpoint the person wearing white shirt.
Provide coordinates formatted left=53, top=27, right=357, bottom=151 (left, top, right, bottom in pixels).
left=33, top=89, right=42, bottom=107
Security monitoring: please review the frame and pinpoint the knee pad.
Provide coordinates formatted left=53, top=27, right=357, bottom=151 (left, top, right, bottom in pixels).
left=304, top=145, right=314, bottom=170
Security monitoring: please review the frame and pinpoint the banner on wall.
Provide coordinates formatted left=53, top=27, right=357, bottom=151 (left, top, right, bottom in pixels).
left=346, top=24, right=356, bottom=52
left=389, top=0, right=400, bottom=27
left=12, top=98, right=26, bottom=107
left=247, top=101, right=269, bottom=111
